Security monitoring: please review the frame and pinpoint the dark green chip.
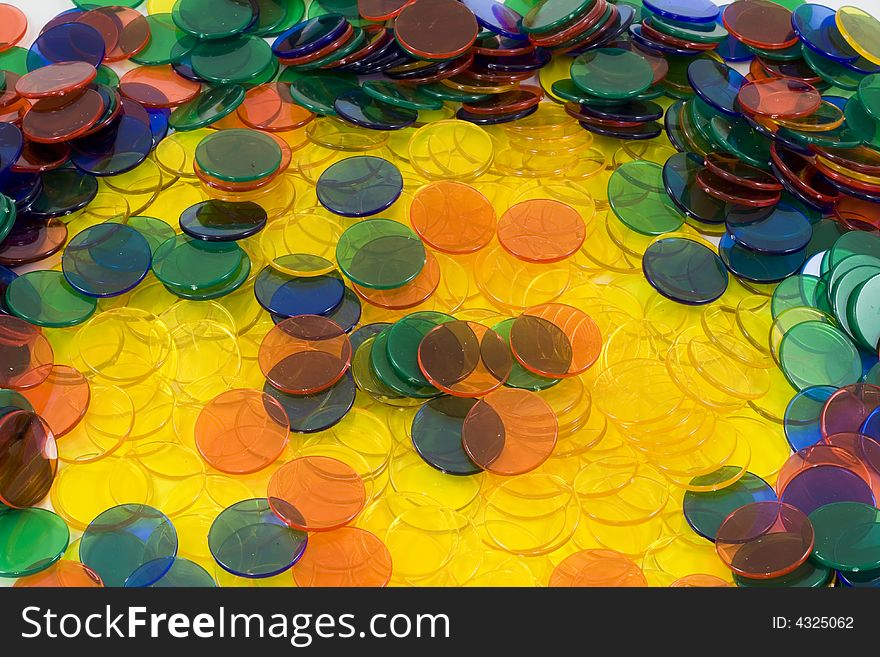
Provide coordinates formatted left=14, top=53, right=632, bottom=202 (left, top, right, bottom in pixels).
left=194, top=128, right=282, bottom=182
left=169, top=84, right=246, bottom=130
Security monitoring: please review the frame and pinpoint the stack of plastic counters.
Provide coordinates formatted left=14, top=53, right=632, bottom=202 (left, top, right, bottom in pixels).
left=5, top=0, right=880, bottom=589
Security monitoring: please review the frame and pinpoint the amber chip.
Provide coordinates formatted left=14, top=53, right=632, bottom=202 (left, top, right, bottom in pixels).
left=20, top=365, right=90, bottom=438
left=461, top=387, right=558, bottom=475
left=417, top=320, right=512, bottom=397
left=497, top=199, right=586, bottom=263
left=550, top=549, right=648, bottom=587
left=194, top=388, right=290, bottom=474
left=119, top=65, right=202, bottom=108
left=259, top=315, right=353, bottom=395
left=408, top=180, right=496, bottom=254
left=510, top=303, right=602, bottom=377
left=268, top=456, right=367, bottom=532
left=291, top=526, right=392, bottom=587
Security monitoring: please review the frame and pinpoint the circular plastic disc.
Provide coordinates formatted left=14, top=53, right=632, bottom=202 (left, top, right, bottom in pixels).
left=119, top=65, right=201, bottom=108
left=195, top=128, right=282, bottom=183
left=0, top=3, right=26, bottom=53
left=77, top=6, right=150, bottom=63
left=642, top=236, right=729, bottom=305
left=67, top=101, right=154, bottom=177
left=408, top=181, right=495, bottom=254
left=190, top=35, right=274, bottom=85
left=809, top=501, right=880, bottom=572
left=715, top=501, right=814, bottom=579
left=336, top=218, right=426, bottom=290
left=570, top=47, right=654, bottom=99
left=367, top=329, right=440, bottom=399
left=254, top=262, right=345, bottom=318
left=0, top=508, right=68, bottom=578
left=333, top=88, right=418, bottom=130
left=152, top=234, right=246, bottom=294
left=778, top=443, right=874, bottom=495
left=394, top=0, right=478, bottom=59
left=353, top=249, right=440, bottom=310
left=705, top=152, right=782, bottom=191
left=22, top=90, right=105, bottom=144
left=837, top=6, right=880, bottom=67
left=179, top=199, right=267, bottom=242
left=644, top=0, right=718, bottom=23
left=491, top=318, right=560, bottom=391
left=268, top=455, right=366, bottom=531
left=14, top=559, right=103, bottom=587
left=784, top=385, right=837, bottom=452
left=411, top=395, right=482, bottom=475
left=125, top=557, right=216, bottom=588
left=291, top=526, right=391, bottom=587
left=208, top=498, right=308, bottom=578
left=726, top=203, right=813, bottom=255
left=0, top=315, right=54, bottom=390
left=263, top=372, right=356, bottom=434
left=27, top=22, right=105, bottom=69
left=0, top=410, right=56, bottom=508
left=686, top=58, right=745, bottom=117
left=819, top=383, right=880, bottom=436
left=62, top=223, right=151, bottom=298
left=172, top=0, right=257, bottom=39
left=718, top=232, right=806, bottom=283
left=195, top=389, right=290, bottom=474
left=384, top=310, right=455, bottom=388
left=462, top=387, right=557, bottom=475
left=79, top=504, right=177, bottom=587
left=497, top=199, right=585, bottom=264
left=721, top=0, right=797, bottom=51
left=316, top=155, right=403, bottom=218
left=780, top=465, right=876, bottom=516
left=550, top=549, right=647, bottom=587
left=737, top=77, right=822, bottom=119
left=236, top=82, right=315, bottom=131
left=259, top=315, right=352, bottom=394
left=418, top=320, right=512, bottom=396
left=5, top=270, right=97, bottom=329
left=792, top=4, right=858, bottom=63
left=168, top=84, right=246, bottom=131
left=683, top=469, right=777, bottom=541
left=609, top=160, right=685, bottom=235
left=271, top=14, right=349, bottom=59
left=16, top=61, right=96, bottom=100
left=510, top=303, right=602, bottom=377
left=779, top=320, right=861, bottom=391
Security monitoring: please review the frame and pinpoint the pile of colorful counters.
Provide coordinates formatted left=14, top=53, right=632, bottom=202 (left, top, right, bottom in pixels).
left=2, top=0, right=880, bottom=588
